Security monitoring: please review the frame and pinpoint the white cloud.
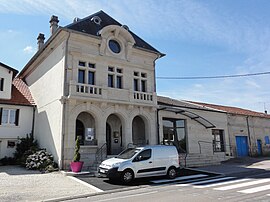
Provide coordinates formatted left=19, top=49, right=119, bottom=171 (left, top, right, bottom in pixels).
left=245, top=80, right=261, bottom=89
left=194, top=84, right=203, bottom=88
left=23, top=46, right=35, bottom=54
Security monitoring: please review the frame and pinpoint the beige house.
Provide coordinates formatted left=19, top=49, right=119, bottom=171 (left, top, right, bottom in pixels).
left=0, top=62, right=34, bottom=159
left=18, top=11, right=164, bottom=170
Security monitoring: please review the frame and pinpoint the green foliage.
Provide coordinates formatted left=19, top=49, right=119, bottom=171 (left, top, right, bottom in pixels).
left=73, top=136, right=81, bottom=162
left=14, top=133, right=39, bottom=165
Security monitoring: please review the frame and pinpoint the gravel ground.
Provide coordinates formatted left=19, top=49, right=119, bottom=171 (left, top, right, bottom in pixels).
left=0, top=166, right=99, bottom=202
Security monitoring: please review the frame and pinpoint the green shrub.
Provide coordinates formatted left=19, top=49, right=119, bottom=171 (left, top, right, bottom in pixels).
left=14, top=133, right=39, bottom=165
left=73, top=136, right=81, bottom=162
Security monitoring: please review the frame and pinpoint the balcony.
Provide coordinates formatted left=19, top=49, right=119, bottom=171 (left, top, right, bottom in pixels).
left=69, top=81, right=156, bottom=105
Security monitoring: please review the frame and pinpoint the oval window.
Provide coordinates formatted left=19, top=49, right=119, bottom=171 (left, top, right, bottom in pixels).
left=109, top=40, right=121, bottom=54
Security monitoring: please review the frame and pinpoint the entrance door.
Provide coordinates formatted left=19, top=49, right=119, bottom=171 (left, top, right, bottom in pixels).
left=257, top=139, right=262, bottom=156
left=76, top=120, right=85, bottom=145
left=236, top=136, right=249, bottom=157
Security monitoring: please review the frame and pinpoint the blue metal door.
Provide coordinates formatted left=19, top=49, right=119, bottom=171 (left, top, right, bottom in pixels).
left=236, top=136, right=249, bottom=157
left=257, top=139, right=262, bottom=156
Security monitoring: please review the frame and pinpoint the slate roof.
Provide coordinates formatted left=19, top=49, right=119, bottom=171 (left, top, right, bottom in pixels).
left=190, top=101, right=270, bottom=119
left=0, top=78, right=35, bottom=106
left=66, top=10, right=163, bottom=55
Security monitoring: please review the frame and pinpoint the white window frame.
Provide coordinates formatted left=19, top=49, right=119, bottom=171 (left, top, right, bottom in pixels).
left=133, top=71, right=147, bottom=92
left=108, top=67, right=123, bottom=89
left=1, top=109, right=17, bottom=126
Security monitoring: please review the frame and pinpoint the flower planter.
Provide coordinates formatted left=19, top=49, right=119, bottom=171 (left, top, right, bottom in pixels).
left=70, top=161, right=84, bottom=173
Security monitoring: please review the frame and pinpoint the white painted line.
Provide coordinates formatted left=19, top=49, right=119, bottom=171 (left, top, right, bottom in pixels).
left=238, top=184, right=270, bottom=194
left=190, top=177, right=236, bottom=186
left=195, top=178, right=250, bottom=188
left=214, top=179, right=270, bottom=191
left=175, top=177, right=235, bottom=187
left=151, top=174, right=208, bottom=184
left=176, top=184, right=191, bottom=187
left=67, top=176, right=104, bottom=192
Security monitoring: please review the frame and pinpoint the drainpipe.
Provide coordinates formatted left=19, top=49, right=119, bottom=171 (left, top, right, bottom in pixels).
left=246, top=116, right=252, bottom=157
left=156, top=109, right=160, bottom=144
left=31, top=106, right=36, bottom=137
left=60, top=31, right=71, bottom=170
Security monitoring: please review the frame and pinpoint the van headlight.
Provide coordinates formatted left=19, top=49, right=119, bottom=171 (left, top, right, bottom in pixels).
left=112, top=162, right=121, bottom=168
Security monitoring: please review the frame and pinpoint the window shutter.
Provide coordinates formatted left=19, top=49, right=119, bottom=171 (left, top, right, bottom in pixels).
left=0, top=108, right=2, bottom=125
left=15, top=109, right=20, bottom=126
left=0, top=78, right=3, bottom=91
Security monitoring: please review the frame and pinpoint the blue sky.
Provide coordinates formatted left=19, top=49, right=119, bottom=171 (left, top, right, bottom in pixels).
left=0, top=0, right=269, bottom=112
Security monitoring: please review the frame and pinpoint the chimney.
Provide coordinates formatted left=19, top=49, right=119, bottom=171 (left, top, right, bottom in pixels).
left=37, top=33, right=45, bottom=50
left=49, top=15, right=59, bottom=35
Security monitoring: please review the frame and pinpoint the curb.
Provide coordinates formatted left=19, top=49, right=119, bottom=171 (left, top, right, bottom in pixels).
left=42, top=185, right=149, bottom=202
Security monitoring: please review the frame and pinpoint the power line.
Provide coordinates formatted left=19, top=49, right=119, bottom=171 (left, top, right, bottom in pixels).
left=156, top=71, right=270, bottom=80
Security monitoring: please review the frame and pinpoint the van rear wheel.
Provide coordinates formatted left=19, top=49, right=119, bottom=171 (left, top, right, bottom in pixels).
left=121, top=169, right=134, bottom=184
left=167, top=167, right=177, bottom=179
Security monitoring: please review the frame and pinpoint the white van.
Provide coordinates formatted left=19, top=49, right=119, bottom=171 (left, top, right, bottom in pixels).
left=98, top=145, right=179, bottom=183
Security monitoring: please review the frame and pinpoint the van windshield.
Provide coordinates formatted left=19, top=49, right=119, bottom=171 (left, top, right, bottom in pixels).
left=117, top=148, right=141, bottom=159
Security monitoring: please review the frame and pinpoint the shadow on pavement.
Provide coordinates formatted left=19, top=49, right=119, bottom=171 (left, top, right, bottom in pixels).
left=76, top=168, right=220, bottom=191
left=0, top=165, right=41, bottom=175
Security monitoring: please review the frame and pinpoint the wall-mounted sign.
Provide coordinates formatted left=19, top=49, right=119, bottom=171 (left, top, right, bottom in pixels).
left=85, top=128, right=95, bottom=141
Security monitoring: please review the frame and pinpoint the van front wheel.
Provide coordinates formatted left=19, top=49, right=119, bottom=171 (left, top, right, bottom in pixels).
left=121, top=169, right=134, bottom=184
left=167, top=167, right=177, bottom=179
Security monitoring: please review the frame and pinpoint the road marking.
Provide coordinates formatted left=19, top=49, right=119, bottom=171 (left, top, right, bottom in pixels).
left=94, top=191, right=158, bottom=202
left=195, top=178, right=250, bottom=188
left=151, top=174, right=208, bottom=184
left=67, top=176, right=104, bottom=192
left=214, top=178, right=270, bottom=191
left=190, top=176, right=236, bottom=185
left=175, top=177, right=235, bottom=187
left=238, top=184, right=270, bottom=194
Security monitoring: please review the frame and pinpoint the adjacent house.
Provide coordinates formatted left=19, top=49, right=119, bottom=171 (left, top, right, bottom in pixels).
left=157, top=96, right=231, bottom=167
left=192, top=102, right=270, bottom=157
left=0, top=62, right=34, bottom=158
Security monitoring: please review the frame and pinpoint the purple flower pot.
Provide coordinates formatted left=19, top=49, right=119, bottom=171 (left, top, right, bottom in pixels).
left=70, top=161, right=84, bottom=173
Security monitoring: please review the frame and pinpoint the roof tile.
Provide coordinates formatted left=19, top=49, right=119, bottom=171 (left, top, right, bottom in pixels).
left=0, top=78, right=35, bottom=106
left=190, top=101, right=270, bottom=119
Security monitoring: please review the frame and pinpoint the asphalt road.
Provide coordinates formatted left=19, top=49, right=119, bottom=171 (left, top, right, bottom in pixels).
left=75, top=168, right=218, bottom=191
left=68, top=170, right=270, bottom=202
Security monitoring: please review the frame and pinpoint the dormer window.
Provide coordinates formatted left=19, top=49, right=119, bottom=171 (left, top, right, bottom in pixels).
left=0, top=78, right=4, bottom=91
left=109, top=40, right=121, bottom=54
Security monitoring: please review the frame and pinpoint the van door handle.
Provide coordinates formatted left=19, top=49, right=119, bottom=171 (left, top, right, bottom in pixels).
left=149, top=161, right=152, bottom=163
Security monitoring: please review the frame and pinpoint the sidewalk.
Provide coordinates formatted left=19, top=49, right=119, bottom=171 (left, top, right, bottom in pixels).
left=195, top=157, right=270, bottom=175
left=0, top=166, right=100, bottom=202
